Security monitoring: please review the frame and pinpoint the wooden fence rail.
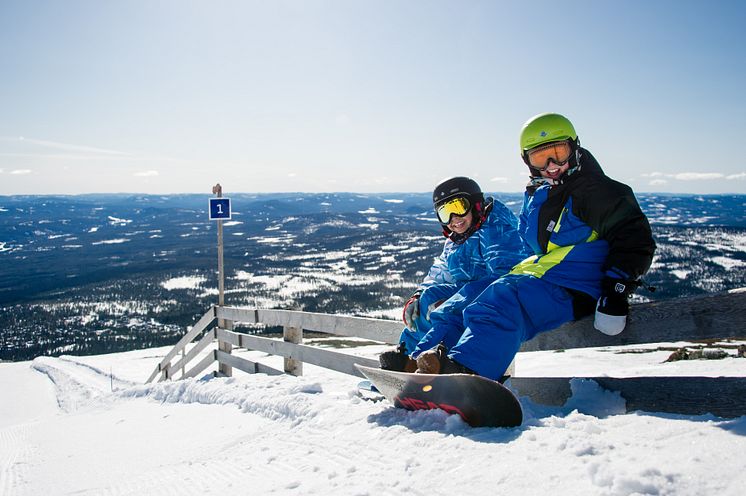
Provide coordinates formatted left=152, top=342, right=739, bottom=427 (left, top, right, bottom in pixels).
left=146, top=288, right=746, bottom=418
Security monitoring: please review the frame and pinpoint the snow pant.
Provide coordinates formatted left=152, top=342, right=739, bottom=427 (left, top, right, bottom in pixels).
left=445, top=274, right=577, bottom=381
left=398, top=283, right=461, bottom=355
left=410, top=277, right=498, bottom=358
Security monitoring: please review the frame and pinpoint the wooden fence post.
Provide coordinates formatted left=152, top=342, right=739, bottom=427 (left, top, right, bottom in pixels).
left=284, top=326, right=303, bottom=376
left=217, top=319, right=234, bottom=377
left=213, top=183, right=233, bottom=377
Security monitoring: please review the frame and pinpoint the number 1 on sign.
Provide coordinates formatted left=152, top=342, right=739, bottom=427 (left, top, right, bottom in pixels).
left=209, top=198, right=231, bottom=220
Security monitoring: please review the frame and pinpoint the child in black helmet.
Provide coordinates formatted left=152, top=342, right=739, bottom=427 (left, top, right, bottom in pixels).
left=378, top=176, right=528, bottom=372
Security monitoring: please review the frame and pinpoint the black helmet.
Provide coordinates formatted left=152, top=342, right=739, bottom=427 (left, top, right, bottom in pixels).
left=432, top=176, right=484, bottom=210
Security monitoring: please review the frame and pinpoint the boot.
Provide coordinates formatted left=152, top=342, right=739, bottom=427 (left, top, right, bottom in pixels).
left=414, top=348, right=443, bottom=374
left=415, top=344, right=475, bottom=375
left=379, top=343, right=417, bottom=372
left=440, top=356, right=475, bottom=375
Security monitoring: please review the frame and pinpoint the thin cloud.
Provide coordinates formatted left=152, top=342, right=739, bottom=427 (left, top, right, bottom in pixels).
left=642, top=171, right=738, bottom=181
left=0, top=136, right=190, bottom=164
left=2, top=136, right=132, bottom=156
left=134, top=170, right=159, bottom=177
left=0, top=152, right=135, bottom=161
left=10, top=169, right=32, bottom=175
left=674, top=172, right=724, bottom=181
left=490, top=177, right=509, bottom=183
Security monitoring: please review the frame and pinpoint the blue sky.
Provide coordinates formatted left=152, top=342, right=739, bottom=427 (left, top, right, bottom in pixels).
left=1, top=0, right=745, bottom=195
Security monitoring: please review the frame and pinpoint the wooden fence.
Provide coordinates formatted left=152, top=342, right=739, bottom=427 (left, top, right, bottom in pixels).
left=146, top=288, right=746, bottom=418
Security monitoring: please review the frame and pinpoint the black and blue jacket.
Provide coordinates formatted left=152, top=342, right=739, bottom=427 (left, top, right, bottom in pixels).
left=510, top=148, right=656, bottom=302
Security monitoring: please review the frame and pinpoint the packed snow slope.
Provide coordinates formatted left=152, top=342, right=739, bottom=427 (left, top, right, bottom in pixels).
left=1, top=341, right=745, bottom=496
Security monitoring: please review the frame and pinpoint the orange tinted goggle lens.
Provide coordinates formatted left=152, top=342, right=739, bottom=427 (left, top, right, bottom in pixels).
left=527, top=141, right=572, bottom=170
left=436, top=197, right=471, bottom=223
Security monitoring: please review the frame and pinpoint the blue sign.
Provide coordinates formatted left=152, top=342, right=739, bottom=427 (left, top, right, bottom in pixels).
left=209, top=198, right=231, bottom=220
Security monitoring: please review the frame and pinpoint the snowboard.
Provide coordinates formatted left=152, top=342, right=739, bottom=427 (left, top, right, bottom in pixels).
left=355, top=364, right=523, bottom=428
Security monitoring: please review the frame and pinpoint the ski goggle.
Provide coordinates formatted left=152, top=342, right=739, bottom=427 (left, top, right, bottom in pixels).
left=435, top=197, right=471, bottom=224
left=526, top=141, right=573, bottom=171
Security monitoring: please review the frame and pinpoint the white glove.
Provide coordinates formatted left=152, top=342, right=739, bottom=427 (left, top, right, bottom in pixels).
left=594, top=277, right=630, bottom=336
left=594, top=298, right=627, bottom=336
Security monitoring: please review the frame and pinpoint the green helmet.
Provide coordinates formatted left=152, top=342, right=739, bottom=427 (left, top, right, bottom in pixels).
left=519, top=113, right=578, bottom=156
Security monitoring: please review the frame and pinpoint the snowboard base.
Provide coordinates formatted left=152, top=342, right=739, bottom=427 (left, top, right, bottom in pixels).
left=355, top=364, right=522, bottom=428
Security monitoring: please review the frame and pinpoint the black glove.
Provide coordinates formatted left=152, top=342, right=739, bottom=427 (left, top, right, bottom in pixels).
left=379, top=342, right=417, bottom=372
left=594, top=277, right=634, bottom=335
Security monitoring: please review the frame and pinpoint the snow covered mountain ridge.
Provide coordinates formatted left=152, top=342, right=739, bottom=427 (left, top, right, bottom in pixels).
left=1, top=193, right=744, bottom=361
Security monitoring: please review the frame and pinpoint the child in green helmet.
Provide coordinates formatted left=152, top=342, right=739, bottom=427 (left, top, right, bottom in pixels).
left=414, top=113, right=656, bottom=379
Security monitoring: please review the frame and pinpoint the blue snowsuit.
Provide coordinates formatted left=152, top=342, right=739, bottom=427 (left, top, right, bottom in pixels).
left=416, top=150, right=656, bottom=380
left=399, top=198, right=527, bottom=354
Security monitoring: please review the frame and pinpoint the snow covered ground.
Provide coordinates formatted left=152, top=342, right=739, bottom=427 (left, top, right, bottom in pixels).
left=1, top=341, right=745, bottom=495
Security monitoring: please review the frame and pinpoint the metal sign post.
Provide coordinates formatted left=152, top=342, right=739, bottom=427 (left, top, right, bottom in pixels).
left=210, top=184, right=232, bottom=377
